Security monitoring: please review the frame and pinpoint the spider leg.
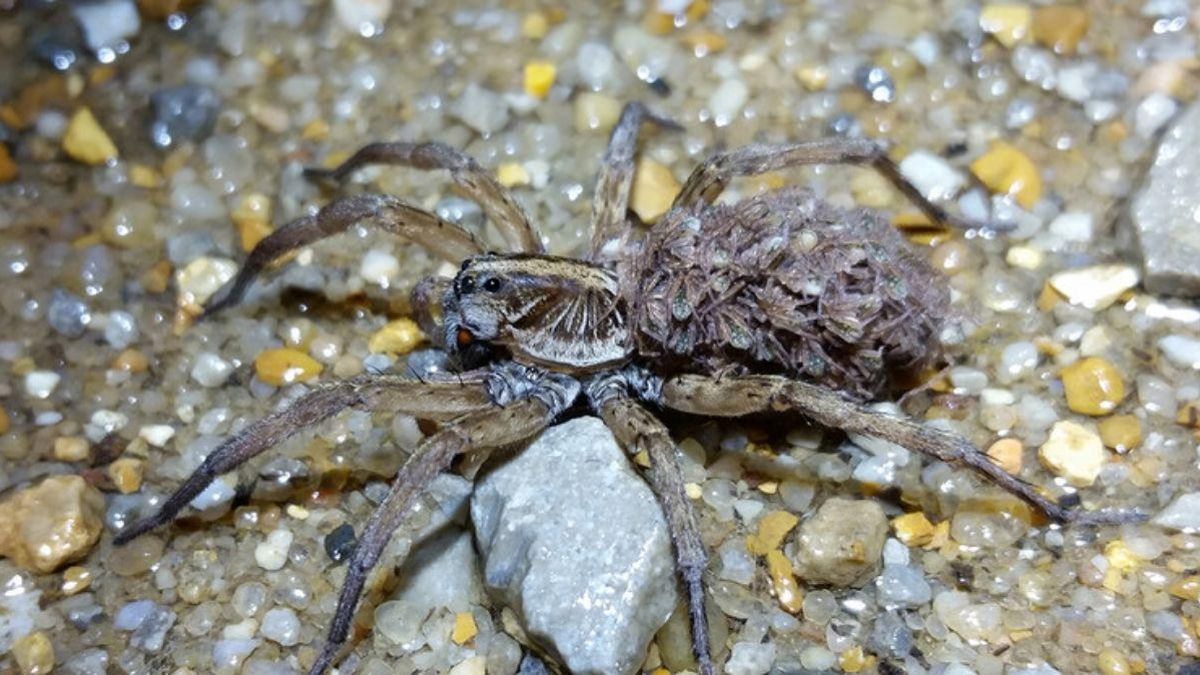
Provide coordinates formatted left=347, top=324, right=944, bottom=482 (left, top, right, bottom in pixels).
left=204, top=193, right=483, bottom=316
left=660, top=374, right=1146, bottom=526
left=307, top=397, right=556, bottom=675
left=304, top=141, right=544, bottom=254
left=112, top=374, right=495, bottom=545
left=672, top=138, right=989, bottom=232
left=587, top=102, right=681, bottom=260
left=594, top=393, right=714, bottom=675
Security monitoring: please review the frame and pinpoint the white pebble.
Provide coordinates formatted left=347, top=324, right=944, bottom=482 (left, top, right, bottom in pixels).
left=138, top=424, right=176, bottom=447
left=448, top=656, right=487, bottom=675
left=709, top=78, right=748, bottom=127
left=725, top=641, right=775, bottom=675
left=333, top=0, right=391, bottom=34
left=359, top=249, right=399, bottom=287
left=1048, top=264, right=1139, bottom=310
left=176, top=257, right=237, bottom=308
left=189, top=475, right=236, bottom=511
left=254, top=529, right=294, bottom=571
left=1135, top=92, right=1179, bottom=139
left=980, top=388, right=1016, bottom=406
left=949, top=366, right=989, bottom=393
left=191, top=352, right=233, bottom=388
left=999, top=341, right=1040, bottom=382
left=882, top=538, right=910, bottom=566
left=1153, top=492, right=1200, bottom=532
left=799, top=646, right=837, bottom=670
left=1159, top=334, right=1200, bottom=370
left=212, top=638, right=260, bottom=670
left=899, top=150, right=966, bottom=203
left=1038, top=420, right=1105, bottom=487
left=259, top=607, right=301, bottom=646
left=24, top=370, right=61, bottom=399
left=72, top=0, right=140, bottom=52
left=1047, top=212, right=1094, bottom=243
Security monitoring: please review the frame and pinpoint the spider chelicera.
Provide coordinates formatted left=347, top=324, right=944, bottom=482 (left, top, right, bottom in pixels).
left=115, top=102, right=1137, bottom=675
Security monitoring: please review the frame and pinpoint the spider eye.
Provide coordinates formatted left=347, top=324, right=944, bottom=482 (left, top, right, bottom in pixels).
left=482, top=277, right=502, bottom=293
left=458, top=276, right=475, bottom=294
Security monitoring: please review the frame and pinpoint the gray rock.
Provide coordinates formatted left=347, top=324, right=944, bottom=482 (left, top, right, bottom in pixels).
left=471, top=417, right=676, bottom=675
left=47, top=289, right=91, bottom=338
left=791, top=498, right=887, bottom=587
left=150, top=85, right=220, bottom=148
left=453, top=83, right=510, bottom=136
left=1131, top=98, right=1200, bottom=296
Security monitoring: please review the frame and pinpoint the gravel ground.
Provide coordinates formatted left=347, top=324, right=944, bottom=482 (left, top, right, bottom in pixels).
left=2, top=1, right=1200, bottom=674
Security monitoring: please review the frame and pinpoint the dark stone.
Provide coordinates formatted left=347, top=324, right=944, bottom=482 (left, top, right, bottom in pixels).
left=324, top=523, right=356, bottom=563
left=149, top=85, right=220, bottom=148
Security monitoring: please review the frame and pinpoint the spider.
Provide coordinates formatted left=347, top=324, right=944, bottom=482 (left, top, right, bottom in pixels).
left=114, top=102, right=1137, bottom=675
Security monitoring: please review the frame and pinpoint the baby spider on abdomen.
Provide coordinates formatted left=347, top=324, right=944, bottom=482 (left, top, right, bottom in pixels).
left=114, top=102, right=1142, bottom=675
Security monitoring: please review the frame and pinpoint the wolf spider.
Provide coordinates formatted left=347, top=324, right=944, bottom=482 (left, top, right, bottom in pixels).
left=115, top=103, right=1137, bottom=675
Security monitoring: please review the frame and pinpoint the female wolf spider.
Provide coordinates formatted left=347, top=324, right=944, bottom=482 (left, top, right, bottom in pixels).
left=115, top=103, right=1136, bottom=675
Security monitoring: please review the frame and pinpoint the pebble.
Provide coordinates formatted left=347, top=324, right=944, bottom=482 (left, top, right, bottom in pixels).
left=255, top=348, right=323, bottom=386
left=524, top=61, right=557, bottom=98
left=0, top=475, right=105, bottom=573
left=71, top=0, right=140, bottom=52
left=1048, top=264, right=1139, bottom=310
left=1098, top=414, right=1142, bottom=452
left=149, top=85, right=219, bottom=147
left=212, top=639, right=260, bottom=670
left=999, top=341, right=1039, bottom=382
left=496, top=162, right=531, bottom=188
left=877, top=564, right=932, bottom=608
left=891, top=512, right=935, bottom=547
left=1032, top=5, right=1089, bottom=55
left=259, top=607, right=300, bottom=646
left=11, top=631, right=54, bottom=674
left=1152, top=492, right=1200, bottom=531
left=323, top=523, right=357, bottom=562
left=452, top=611, right=478, bottom=645
left=933, top=591, right=1002, bottom=642
left=746, top=510, right=799, bottom=555
left=986, top=438, right=1023, bottom=474
left=573, top=92, right=623, bottom=133
left=854, top=64, right=896, bottom=103
left=1060, top=357, right=1125, bottom=415
left=799, top=646, right=837, bottom=670
left=708, top=78, right=748, bottom=126
left=191, top=352, right=233, bottom=388
left=62, top=107, right=118, bottom=166
left=175, top=256, right=237, bottom=308
left=254, top=528, right=293, bottom=570
left=970, top=141, right=1042, bottom=209
left=0, top=145, right=17, bottom=183
left=765, top=550, right=803, bottom=613
left=453, top=83, right=510, bottom=136
left=115, top=599, right=176, bottom=652
left=103, top=310, right=138, bottom=349
left=898, top=150, right=966, bottom=203
left=24, top=370, right=61, bottom=399
left=138, top=424, right=175, bottom=447
left=48, top=289, right=92, bottom=338
left=1159, top=334, right=1200, bottom=369
left=333, top=0, right=391, bottom=34
left=1038, top=420, right=1105, bottom=487
left=1048, top=212, right=1094, bottom=243
left=791, top=498, right=887, bottom=587
left=359, top=249, right=399, bottom=286
left=630, top=157, right=680, bottom=224
left=980, top=4, right=1031, bottom=48
left=61, top=566, right=92, bottom=595
left=232, top=193, right=273, bottom=252
left=725, top=642, right=775, bottom=675
left=109, top=535, right=164, bottom=576
left=108, top=458, right=145, bottom=494
left=449, top=656, right=487, bottom=675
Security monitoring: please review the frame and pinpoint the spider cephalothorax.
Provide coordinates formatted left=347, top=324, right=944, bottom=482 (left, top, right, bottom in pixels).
left=118, top=103, right=1139, bottom=675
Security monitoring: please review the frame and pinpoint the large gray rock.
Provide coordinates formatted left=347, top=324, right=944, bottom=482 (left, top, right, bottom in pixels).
left=1131, top=98, right=1200, bottom=297
left=791, top=498, right=888, bottom=587
left=471, top=417, right=677, bottom=675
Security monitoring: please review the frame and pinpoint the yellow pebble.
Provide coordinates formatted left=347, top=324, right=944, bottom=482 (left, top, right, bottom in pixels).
left=1061, top=357, right=1126, bottom=416
left=452, top=611, right=478, bottom=645
left=746, top=511, right=799, bottom=555
left=986, top=438, right=1023, bottom=475
left=113, top=348, right=150, bottom=373
left=766, top=550, right=803, bottom=613
left=522, top=12, right=549, bottom=39
left=1098, top=647, right=1131, bottom=675
left=1176, top=400, right=1200, bottom=429
left=793, top=64, right=829, bottom=91
left=684, top=482, right=702, bottom=499
left=53, top=436, right=90, bottom=462
left=232, top=193, right=273, bottom=252
left=301, top=118, right=330, bottom=141
left=129, top=164, right=163, bottom=188
left=11, top=631, right=54, bottom=675
left=61, top=566, right=92, bottom=595
left=1098, top=414, right=1142, bottom=453
left=682, top=28, right=727, bottom=55
left=62, top=107, right=119, bottom=166
left=496, top=162, right=530, bottom=188
left=255, top=348, right=324, bottom=386
left=970, top=141, right=1042, bottom=210
left=0, top=144, right=18, bottom=183
left=1104, top=540, right=1140, bottom=573
left=573, top=92, right=623, bottom=133
left=979, top=4, right=1032, bottom=48
left=650, top=670, right=670, bottom=675
left=839, top=645, right=867, bottom=673
left=757, top=480, right=779, bottom=495
left=0, top=404, right=9, bottom=434
left=850, top=170, right=894, bottom=209
left=1032, top=5, right=1089, bottom=55
left=368, top=318, right=425, bottom=357
left=285, top=504, right=310, bottom=520
left=1169, top=576, right=1200, bottom=601
left=634, top=450, right=652, bottom=468
left=108, top=458, right=145, bottom=494
left=630, top=157, right=680, bottom=224
left=892, top=512, right=936, bottom=547
left=523, top=61, right=557, bottom=99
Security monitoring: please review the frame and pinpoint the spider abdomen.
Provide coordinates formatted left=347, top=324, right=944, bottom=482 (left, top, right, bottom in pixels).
left=623, top=187, right=950, bottom=400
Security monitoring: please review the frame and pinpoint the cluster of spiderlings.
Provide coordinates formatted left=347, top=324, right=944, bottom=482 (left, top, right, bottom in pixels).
left=622, top=187, right=950, bottom=401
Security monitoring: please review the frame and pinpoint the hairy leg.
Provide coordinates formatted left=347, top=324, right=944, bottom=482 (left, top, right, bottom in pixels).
left=594, top=393, right=714, bottom=675
left=205, top=193, right=483, bottom=316
left=307, top=397, right=556, bottom=675
left=112, top=374, right=495, bottom=545
left=305, top=141, right=544, bottom=254
left=587, top=102, right=680, bottom=260
left=661, top=374, right=1144, bottom=526
left=672, top=138, right=988, bottom=232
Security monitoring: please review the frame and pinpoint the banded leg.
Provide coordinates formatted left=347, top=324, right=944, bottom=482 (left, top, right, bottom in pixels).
left=661, top=374, right=1145, bottom=526
left=587, top=102, right=681, bottom=260
left=596, top=394, right=714, bottom=675
left=204, top=193, right=483, bottom=316
left=672, top=138, right=986, bottom=232
left=305, top=141, right=544, bottom=254
left=307, top=397, right=556, bottom=675
left=112, top=374, right=495, bottom=545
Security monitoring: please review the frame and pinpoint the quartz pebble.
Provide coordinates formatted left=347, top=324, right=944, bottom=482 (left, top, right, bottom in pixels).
left=574, top=93, right=623, bottom=132
left=1060, top=357, right=1125, bottom=415
left=725, top=641, right=775, bottom=675
left=150, top=85, right=219, bottom=147
left=333, top=0, right=391, bottom=33
left=176, top=256, right=237, bottom=308
left=24, top=371, right=61, bottom=399
left=1038, top=420, right=1105, bottom=487
left=260, top=607, right=300, bottom=646
left=791, top=498, right=887, bottom=587
left=71, top=0, right=139, bottom=52
left=0, top=475, right=105, bottom=573
left=1152, top=492, right=1200, bottom=531
left=254, top=529, right=293, bottom=571
left=898, top=150, right=966, bottom=202
left=11, top=631, right=54, bottom=674
left=1048, top=264, right=1139, bottom=310
left=191, top=352, right=233, bottom=387
left=453, top=83, right=510, bottom=136
left=1158, top=335, right=1200, bottom=369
